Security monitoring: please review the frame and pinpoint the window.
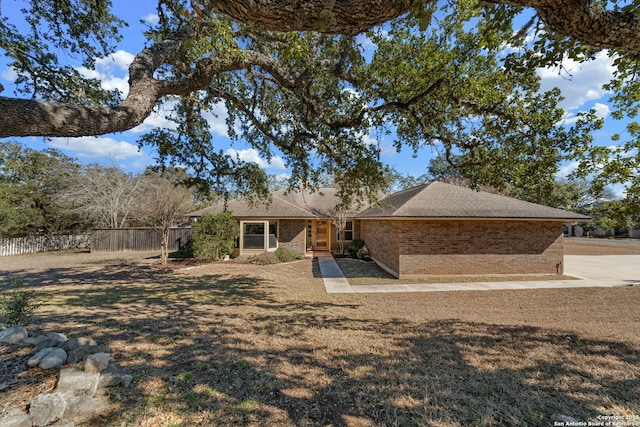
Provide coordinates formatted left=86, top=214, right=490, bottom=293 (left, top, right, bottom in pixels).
left=243, top=222, right=265, bottom=249
left=268, top=221, right=278, bottom=249
left=241, top=221, right=278, bottom=251
left=337, top=220, right=353, bottom=241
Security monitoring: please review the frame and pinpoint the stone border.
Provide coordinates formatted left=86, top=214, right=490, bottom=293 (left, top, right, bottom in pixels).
left=0, top=326, right=131, bottom=427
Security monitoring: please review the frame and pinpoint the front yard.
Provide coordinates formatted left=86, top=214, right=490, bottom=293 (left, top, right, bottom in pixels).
left=1, top=242, right=639, bottom=426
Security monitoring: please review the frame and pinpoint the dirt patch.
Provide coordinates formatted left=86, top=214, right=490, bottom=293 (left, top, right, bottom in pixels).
left=0, top=250, right=639, bottom=426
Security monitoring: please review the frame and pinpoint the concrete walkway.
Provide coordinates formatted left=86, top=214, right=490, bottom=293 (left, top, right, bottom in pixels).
left=316, top=252, right=354, bottom=293
left=317, top=253, right=640, bottom=294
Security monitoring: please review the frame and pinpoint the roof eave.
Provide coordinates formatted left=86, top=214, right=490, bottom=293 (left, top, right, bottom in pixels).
left=356, top=215, right=590, bottom=221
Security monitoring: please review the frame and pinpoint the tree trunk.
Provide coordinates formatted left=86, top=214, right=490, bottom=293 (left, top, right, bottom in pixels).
left=161, top=228, right=170, bottom=266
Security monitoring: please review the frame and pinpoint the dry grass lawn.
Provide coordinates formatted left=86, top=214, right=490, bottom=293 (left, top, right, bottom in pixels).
left=0, top=239, right=639, bottom=426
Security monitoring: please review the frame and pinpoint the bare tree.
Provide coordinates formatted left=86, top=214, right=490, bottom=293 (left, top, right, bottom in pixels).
left=330, top=207, right=350, bottom=255
left=136, top=173, right=194, bottom=265
left=59, top=164, right=142, bottom=228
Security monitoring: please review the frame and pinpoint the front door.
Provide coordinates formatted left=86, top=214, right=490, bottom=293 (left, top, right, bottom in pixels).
left=315, top=220, right=329, bottom=250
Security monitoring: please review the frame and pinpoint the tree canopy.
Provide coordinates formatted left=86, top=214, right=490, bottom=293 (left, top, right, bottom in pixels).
left=0, top=141, right=85, bottom=236
left=0, top=0, right=639, bottom=206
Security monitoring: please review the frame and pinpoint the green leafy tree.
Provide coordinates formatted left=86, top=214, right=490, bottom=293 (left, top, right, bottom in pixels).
left=0, top=0, right=638, bottom=205
left=0, top=141, right=84, bottom=236
left=191, top=211, right=239, bottom=261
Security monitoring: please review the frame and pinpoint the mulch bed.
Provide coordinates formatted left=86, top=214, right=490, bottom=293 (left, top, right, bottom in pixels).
left=0, top=343, right=58, bottom=411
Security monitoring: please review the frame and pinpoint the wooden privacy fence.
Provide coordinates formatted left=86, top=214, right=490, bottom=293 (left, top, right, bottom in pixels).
left=91, top=228, right=192, bottom=252
left=0, top=234, right=91, bottom=256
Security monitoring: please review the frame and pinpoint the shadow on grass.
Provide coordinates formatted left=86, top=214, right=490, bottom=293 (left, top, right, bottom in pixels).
left=81, top=313, right=640, bottom=426
left=39, top=308, right=640, bottom=426
left=8, top=253, right=639, bottom=426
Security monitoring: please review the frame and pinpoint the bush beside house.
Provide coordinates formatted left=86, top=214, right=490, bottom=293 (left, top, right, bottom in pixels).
left=191, top=212, right=239, bottom=261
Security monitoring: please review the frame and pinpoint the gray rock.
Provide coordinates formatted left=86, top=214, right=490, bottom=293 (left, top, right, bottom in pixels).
left=49, top=423, right=75, bottom=427
left=98, top=364, right=130, bottom=388
left=62, top=337, right=96, bottom=352
left=56, top=367, right=99, bottom=399
left=0, top=326, right=28, bottom=344
left=0, top=408, right=32, bottom=427
left=66, top=345, right=110, bottom=364
left=45, top=332, right=67, bottom=343
left=29, top=392, right=67, bottom=427
left=28, top=347, right=56, bottom=367
left=84, top=352, right=110, bottom=373
left=62, top=394, right=109, bottom=425
left=22, top=334, right=48, bottom=346
left=39, top=348, right=67, bottom=370
left=122, top=373, right=133, bottom=388
left=30, top=333, right=67, bottom=352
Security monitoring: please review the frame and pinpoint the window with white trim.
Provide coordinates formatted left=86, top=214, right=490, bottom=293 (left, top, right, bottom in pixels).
left=337, top=220, right=353, bottom=241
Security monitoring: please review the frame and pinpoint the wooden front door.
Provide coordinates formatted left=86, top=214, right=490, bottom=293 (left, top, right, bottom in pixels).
left=315, top=220, right=329, bottom=250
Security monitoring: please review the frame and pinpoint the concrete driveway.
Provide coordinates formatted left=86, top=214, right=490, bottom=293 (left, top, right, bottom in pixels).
left=564, top=255, right=640, bottom=285
left=320, top=253, right=640, bottom=294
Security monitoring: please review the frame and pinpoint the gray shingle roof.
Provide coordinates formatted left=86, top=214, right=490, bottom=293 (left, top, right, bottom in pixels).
left=188, top=182, right=590, bottom=221
left=187, top=187, right=345, bottom=218
left=356, top=181, right=590, bottom=220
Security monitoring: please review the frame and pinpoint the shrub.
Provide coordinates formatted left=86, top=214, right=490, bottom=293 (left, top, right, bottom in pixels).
left=171, top=238, right=194, bottom=258
left=249, top=247, right=303, bottom=265
left=274, top=247, right=303, bottom=262
left=249, top=252, right=280, bottom=265
left=1, top=276, right=39, bottom=327
left=191, top=211, right=239, bottom=261
left=346, top=239, right=365, bottom=258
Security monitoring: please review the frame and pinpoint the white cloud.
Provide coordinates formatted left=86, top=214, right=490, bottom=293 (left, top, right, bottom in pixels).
left=1, top=66, right=18, bottom=83
left=129, top=100, right=230, bottom=136
left=593, top=102, right=611, bottom=118
left=143, top=13, right=159, bottom=24
left=76, top=50, right=135, bottom=98
left=49, top=137, right=143, bottom=160
left=555, top=161, right=580, bottom=178
left=95, top=50, right=134, bottom=73
left=560, top=102, right=611, bottom=125
left=129, top=101, right=179, bottom=134
left=226, top=148, right=287, bottom=170
left=274, top=173, right=291, bottom=181
left=537, top=51, right=615, bottom=111
left=202, top=102, right=231, bottom=137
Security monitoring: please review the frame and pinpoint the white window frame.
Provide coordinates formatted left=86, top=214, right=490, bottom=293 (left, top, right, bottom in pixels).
left=337, top=220, right=354, bottom=242
left=240, top=220, right=279, bottom=252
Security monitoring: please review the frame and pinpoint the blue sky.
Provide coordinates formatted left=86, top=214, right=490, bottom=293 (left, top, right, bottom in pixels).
left=0, top=1, right=626, bottom=192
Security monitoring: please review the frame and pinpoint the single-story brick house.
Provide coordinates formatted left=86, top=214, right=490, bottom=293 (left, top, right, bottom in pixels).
left=188, top=181, right=589, bottom=278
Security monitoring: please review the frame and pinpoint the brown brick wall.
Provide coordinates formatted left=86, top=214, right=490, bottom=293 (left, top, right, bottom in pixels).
left=360, top=220, right=401, bottom=277
left=330, top=219, right=361, bottom=254
left=278, top=219, right=306, bottom=255
left=361, top=219, right=565, bottom=278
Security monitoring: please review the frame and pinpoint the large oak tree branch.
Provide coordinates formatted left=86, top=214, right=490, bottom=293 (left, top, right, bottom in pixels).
left=3, top=0, right=640, bottom=139
left=214, top=0, right=640, bottom=55
left=503, top=0, right=640, bottom=54
left=212, top=0, right=414, bottom=36
left=0, top=33, right=294, bottom=138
